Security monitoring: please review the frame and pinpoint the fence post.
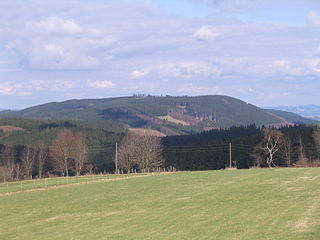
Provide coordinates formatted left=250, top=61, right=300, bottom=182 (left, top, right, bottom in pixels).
left=45, top=178, right=47, bottom=188
left=6, top=182, right=9, bottom=194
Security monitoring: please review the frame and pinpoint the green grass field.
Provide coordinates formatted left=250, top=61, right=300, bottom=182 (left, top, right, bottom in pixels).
left=1, top=168, right=319, bottom=240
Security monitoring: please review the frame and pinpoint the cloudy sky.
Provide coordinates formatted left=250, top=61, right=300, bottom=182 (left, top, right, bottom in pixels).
left=1, top=0, right=320, bottom=109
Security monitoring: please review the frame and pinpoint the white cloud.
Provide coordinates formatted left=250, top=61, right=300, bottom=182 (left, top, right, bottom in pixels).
left=130, top=69, right=150, bottom=79
left=176, top=84, right=223, bottom=95
left=26, top=17, right=83, bottom=35
left=87, top=80, right=115, bottom=88
left=27, top=80, right=75, bottom=91
left=308, top=11, right=320, bottom=27
left=131, top=62, right=221, bottom=79
left=0, top=83, right=14, bottom=95
left=192, top=26, right=219, bottom=41
left=3, top=16, right=115, bottom=70
left=0, top=81, right=31, bottom=95
left=5, top=39, right=101, bottom=70
left=25, top=17, right=104, bottom=37
left=305, top=58, right=320, bottom=73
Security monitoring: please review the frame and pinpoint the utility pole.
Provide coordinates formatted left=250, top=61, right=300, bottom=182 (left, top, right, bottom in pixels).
left=229, top=142, right=232, bottom=169
left=115, top=142, right=118, bottom=174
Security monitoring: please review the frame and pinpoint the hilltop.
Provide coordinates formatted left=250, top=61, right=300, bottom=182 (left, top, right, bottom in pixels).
left=1, top=95, right=316, bottom=135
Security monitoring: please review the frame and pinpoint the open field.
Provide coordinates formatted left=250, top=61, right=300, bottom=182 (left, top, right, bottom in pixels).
left=156, top=115, right=190, bottom=126
left=1, top=168, right=320, bottom=240
left=128, top=128, right=166, bottom=137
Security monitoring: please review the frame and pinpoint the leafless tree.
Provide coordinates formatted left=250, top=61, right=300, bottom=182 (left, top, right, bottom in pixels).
left=13, top=162, right=24, bottom=180
left=117, top=133, right=164, bottom=172
left=36, top=141, right=48, bottom=178
left=51, top=129, right=87, bottom=176
left=257, top=128, right=284, bottom=168
left=2, top=146, right=16, bottom=180
left=118, top=133, right=138, bottom=172
left=51, top=129, right=74, bottom=177
left=135, top=136, right=164, bottom=170
left=21, top=144, right=36, bottom=179
left=73, top=132, right=86, bottom=176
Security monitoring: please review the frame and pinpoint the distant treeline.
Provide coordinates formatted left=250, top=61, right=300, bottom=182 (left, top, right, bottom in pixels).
left=0, top=118, right=123, bottom=181
left=0, top=117, right=319, bottom=181
left=162, top=124, right=320, bottom=170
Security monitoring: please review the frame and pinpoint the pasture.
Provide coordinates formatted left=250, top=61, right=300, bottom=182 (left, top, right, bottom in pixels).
left=0, top=168, right=319, bottom=240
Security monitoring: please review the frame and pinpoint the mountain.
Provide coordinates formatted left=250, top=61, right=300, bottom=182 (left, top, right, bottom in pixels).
left=264, top=105, right=320, bottom=121
left=264, top=109, right=318, bottom=125
left=0, top=95, right=314, bottom=135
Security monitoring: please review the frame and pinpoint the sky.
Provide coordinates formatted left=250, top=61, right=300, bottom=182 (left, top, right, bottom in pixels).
left=1, top=0, right=320, bottom=109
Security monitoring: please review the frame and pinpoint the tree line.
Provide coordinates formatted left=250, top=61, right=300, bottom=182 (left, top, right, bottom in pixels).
left=0, top=129, right=87, bottom=181
left=162, top=124, right=320, bottom=170
left=0, top=127, right=165, bottom=181
left=1, top=118, right=320, bottom=181
left=0, top=118, right=123, bottom=181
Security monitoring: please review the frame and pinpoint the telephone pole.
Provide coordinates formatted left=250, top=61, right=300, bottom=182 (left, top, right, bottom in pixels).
left=115, top=142, right=118, bottom=174
left=229, top=142, right=232, bottom=169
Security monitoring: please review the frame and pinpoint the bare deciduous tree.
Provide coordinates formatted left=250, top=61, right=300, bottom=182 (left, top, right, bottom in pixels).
left=51, top=129, right=74, bottom=177
left=257, top=128, right=284, bottom=168
left=36, top=141, right=48, bottom=178
left=3, top=146, right=16, bottom=180
left=73, top=132, right=86, bottom=176
left=51, top=129, right=87, bottom=176
left=117, top=133, right=164, bottom=172
left=14, top=162, right=24, bottom=180
left=21, top=145, right=36, bottom=179
left=118, top=133, right=138, bottom=172
left=135, top=136, right=164, bottom=170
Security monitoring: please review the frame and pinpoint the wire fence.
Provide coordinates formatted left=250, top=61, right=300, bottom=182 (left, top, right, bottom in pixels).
left=0, top=173, right=155, bottom=195
left=0, top=142, right=254, bottom=195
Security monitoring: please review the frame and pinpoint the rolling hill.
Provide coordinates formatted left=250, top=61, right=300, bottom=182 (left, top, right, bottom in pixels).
left=0, top=95, right=316, bottom=135
left=265, top=105, right=320, bottom=120
left=265, top=109, right=318, bottom=125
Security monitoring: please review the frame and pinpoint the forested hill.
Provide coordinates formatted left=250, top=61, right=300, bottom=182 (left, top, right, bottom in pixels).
left=0, top=95, right=315, bottom=135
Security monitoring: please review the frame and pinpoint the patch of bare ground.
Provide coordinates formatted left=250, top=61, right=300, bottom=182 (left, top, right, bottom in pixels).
left=128, top=128, right=166, bottom=137
left=0, top=125, right=25, bottom=135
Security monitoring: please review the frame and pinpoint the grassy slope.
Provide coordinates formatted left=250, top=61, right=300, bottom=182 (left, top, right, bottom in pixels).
left=0, top=168, right=319, bottom=240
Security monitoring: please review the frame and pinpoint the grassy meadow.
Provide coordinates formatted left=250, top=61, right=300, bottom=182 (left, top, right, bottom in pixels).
left=0, top=168, right=319, bottom=240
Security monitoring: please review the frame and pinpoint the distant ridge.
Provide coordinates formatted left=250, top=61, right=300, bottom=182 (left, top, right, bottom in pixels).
left=264, top=109, right=318, bottom=125
left=0, top=95, right=316, bottom=135
left=264, top=105, right=320, bottom=121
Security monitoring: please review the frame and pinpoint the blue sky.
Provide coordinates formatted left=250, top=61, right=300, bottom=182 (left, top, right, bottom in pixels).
left=0, top=0, right=320, bottom=109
